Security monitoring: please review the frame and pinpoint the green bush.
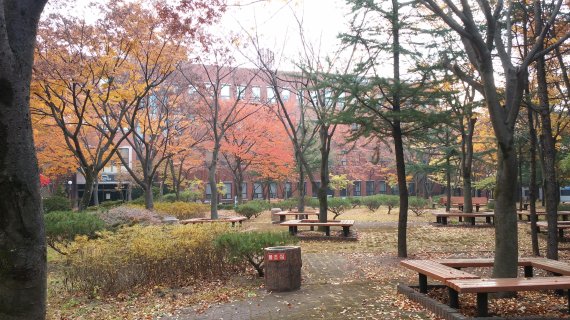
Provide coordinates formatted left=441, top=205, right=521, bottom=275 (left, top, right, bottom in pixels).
left=153, top=201, right=208, bottom=220
left=64, top=224, right=233, bottom=294
left=559, top=203, right=570, bottom=211
left=380, top=195, right=400, bottom=214
left=45, top=211, right=105, bottom=254
left=327, top=198, right=351, bottom=219
left=274, top=198, right=298, bottom=211
left=486, top=200, right=495, bottom=211
left=408, top=197, right=428, bottom=216
left=43, top=195, right=71, bottom=213
left=362, top=195, right=382, bottom=212
left=99, top=200, right=124, bottom=210
left=306, top=197, right=320, bottom=209
left=129, top=196, right=146, bottom=206
left=217, top=203, right=235, bottom=210
left=161, top=193, right=178, bottom=203
left=348, top=197, right=362, bottom=208
left=235, top=201, right=267, bottom=219
left=215, top=231, right=297, bottom=277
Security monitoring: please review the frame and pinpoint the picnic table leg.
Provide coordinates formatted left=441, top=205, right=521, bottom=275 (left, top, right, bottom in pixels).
left=524, top=266, right=533, bottom=277
left=418, top=274, right=427, bottom=293
left=470, top=217, right=475, bottom=226
left=476, top=205, right=480, bottom=212
left=325, top=226, right=330, bottom=236
left=231, top=221, right=236, bottom=227
left=518, top=213, right=522, bottom=220
left=280, top=215, right=286, bottom=222
left=342, top=226, right=350, bottom=237
left=288, top=226, right=297, bottom=235
left=486, top=216, right=491, bottom=224
left=448, top=288, right=459, bottom=309
left=442, top=217, right=448, bottom=225
left=560, top=228, right=564, bottom=240
left=476, top=293, right=488, bottom=317
left=564, top=214, right=569, bottom=222
left=436, top=216, right=441, bottom=224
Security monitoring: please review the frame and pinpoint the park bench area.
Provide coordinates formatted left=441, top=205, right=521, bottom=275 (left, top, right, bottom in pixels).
left=272, top=210, right=319, bottom=222
left=535, top=221, right=570, bottom=239
left=432, top=212, right=494, bottom=225
left=180, top=216, right=247, bottom=227
left=439, top=196, right=488, bottom=212
left=518, top=210, right=570, bottom=221
left=280, top=219, right=355, bottom=237
left=400, top=257, right=570, bottom=317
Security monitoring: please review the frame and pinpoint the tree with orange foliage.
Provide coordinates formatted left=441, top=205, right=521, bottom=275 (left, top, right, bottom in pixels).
left=180, top=58, right=261, bottom=219
left=221, top=107, right=295, bottom=203
left=33, top=1, right=184, bottom=210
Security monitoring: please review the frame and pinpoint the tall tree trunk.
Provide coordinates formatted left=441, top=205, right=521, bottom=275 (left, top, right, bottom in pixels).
left=537, top=60, right=559, bottom=260
left=446, top=156, right=451, bottom=212
left=168, top=159, right=179, bottom=201
left=79, top=170, right=96, bottom=210
left=127, top=183, right=132, bottom=201
left=297, top=153, right=306, bottom=213
left=394, top=125, right=409, bottom=257
left=93, top=179, right=99, bottom=206
left=208, top=148, right=219, bottom=219
left=492, top=144, right=519, bottom=279
left=528, top=102, right=540, bottom=256
left=144, top=183, right=154, bottom=210
left=0, top=1, right=48, bottom=318
left=518, top=146, right=524, bottom=211
left=462, top=117, right=476, bottom=213
left=318, top=126, right=330, bottom=223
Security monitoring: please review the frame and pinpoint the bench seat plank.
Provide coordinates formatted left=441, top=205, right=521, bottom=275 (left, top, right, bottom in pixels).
left=400, top=260, right=480, bottom=282
left=448, top=276, right=570, bottom=293
left=280, top=219, right=355, bottom=237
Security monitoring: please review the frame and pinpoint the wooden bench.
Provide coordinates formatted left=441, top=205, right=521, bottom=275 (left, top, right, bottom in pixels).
left=447, top=277, right=570, bottom=317
left=180, top=216, right=247, bottom=227
left=400, top=260, right=480, bottom=294
left=432, top=212, right=494, bottom=225
left=440, top=196, right=488, bottom=212
left=518, top=211, right=570, bottom=221
left=272, top=211, right=319, bottom=222
left=535, top=221, right=570, bottom=239
left=280, top=219, right=355, bottom=237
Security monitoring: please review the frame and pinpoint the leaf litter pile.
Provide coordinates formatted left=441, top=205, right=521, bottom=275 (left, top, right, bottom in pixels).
left=47, top=208, right=570, bottom=319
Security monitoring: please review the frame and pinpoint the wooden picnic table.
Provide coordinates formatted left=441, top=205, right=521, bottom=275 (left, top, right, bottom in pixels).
left=432, top=212, right=494, bottom=225
left=518, top=211, right=570, bottom=221
left=535, top=220, right=570, bottom=238
left=280, top=219, right=355, bottom=237
left=272, top=210, right=319, bottom=222
left=439, top=196, right=488, bottom=212
left=180, top=216, right=246, bottom=227
left=401, top=257, right=570, bottom=317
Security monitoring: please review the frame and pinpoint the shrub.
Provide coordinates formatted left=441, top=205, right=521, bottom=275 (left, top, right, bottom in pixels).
left=215, top=231, right=297, bottom=277
left=274, top=198, right=298, bottom=211
left=98, top=200, right=124, bottom=210
left=64, top=224, right=234, bottom=294
left=161, top=193, right=178, bottom=203
left=43, top=195, right=71, bottom=213
left=380, top=195, right=400, bottom=214
left=348, top=197, right=362, bottom=208
left=217, top=203, right=235, bottom=210
left=327, top=198, right=351, bottom=219
left=129, top=197, right=145, bottom=206
left=153, top=201, right=208, bottom=220
left=361, top=195, right=382, bottom=212
left=96, top=205, right=162, bottom=228
left=486, top=200, right=495, bottom=211
left=235, top=201, right=267, bottom=219
left=306, top=197, right=320, bottom=209
left=45, top=211, right=105, bottom=254
left=408, top=197, right=429, bottom=216
left=559, top=203, right=570, bottom=211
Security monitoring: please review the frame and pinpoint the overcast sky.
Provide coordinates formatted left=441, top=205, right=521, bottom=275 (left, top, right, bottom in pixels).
left=221, top=0, right=353, bottom=69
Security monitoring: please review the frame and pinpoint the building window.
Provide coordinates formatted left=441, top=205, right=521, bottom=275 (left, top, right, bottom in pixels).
left=220, top=84, right=231, bottom=100
left=252, top=86, right=261, bottom=101
left=205, top=183, right=212, bottom=200
left=269, top=182, right=277, bottom=198
left=285, top=182, right=293, bottom=198
left=353, top=181, right=361, bottom=196
left=281, top=89, right=290, bottom=101
left=222, top=182, right=232, bottom=199
left=340, top=188, right=347, bottom=197
left=366, top=181, right=375, bottom=196
left=378, top=181, right=387, bottom=194
left=241, top=182, right=247, bottom=199
left=253, top=183, right=263, bottom=199
left=313, top=182, right=321, bottom=198
left=267, top=87, right=276, bottom=104
left=236, top=85, right=246, bottom=99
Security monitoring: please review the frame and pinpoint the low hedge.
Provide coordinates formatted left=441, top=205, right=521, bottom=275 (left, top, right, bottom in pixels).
left=43, top=195, right=71, bottom=213
left=153, top=201, right=208, bottom=220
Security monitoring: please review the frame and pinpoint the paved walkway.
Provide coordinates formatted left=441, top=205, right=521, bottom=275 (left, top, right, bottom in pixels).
left=164, top=253, right=434, bottom=320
